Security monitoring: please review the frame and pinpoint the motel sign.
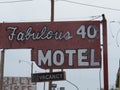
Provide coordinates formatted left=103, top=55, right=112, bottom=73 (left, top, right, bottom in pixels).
left=0, top=21, right=101, bottom=69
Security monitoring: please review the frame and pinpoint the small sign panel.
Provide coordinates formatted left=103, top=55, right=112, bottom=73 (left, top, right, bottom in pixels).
left=31, top=72, right=66, bottom=82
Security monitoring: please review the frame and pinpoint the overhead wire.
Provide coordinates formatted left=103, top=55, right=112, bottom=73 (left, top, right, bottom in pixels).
left=54, top=15, right=102, bottom=21
left=55, top=0, right=120, bottom=12
left=0, top=0, right=33, bottom=3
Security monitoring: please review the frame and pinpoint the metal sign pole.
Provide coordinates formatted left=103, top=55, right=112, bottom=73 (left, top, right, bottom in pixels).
left=0, top=50, right=4, bottom=90
left=49, top=0, right=54, bottom=90
left=51, top=0, right=54, bottom=22
left=102, top=14, right=109, bottom=90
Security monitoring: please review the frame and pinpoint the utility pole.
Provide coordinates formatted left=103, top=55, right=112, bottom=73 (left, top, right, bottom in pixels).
left=49, top=0, right=54, bottom=90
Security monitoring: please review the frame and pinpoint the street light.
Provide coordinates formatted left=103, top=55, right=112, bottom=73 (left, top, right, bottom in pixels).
left=66, top=80, right=79, bottom=90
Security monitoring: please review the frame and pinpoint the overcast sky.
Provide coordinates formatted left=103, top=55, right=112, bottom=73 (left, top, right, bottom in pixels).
left=1, top=0, right=120, bottom=90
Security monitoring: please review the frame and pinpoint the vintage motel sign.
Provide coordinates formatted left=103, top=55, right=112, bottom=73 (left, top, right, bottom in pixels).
left=0, top=21, right=101, bottom=69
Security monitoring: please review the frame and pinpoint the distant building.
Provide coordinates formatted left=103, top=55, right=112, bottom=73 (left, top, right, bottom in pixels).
left=3, top=77, right=36, bottom=90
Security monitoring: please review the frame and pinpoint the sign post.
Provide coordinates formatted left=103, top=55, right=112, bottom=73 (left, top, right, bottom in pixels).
left=102, top=14, right=108, bottom=90
left=50, top=0, right=54, bottom=90
left=0, top=50, right=4, bottom=90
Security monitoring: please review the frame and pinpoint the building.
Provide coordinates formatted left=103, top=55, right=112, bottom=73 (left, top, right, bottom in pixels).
left=3, top=77, right=36, bottom=90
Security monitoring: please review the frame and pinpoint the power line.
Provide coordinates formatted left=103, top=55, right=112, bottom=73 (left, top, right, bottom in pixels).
left=56, top=0, right=120, bottom=12
left=0, top=0, right=33, bottom=3
left=54, top=15, right=102, bottom=21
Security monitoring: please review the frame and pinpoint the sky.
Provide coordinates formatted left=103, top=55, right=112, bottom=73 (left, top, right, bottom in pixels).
left=1, top=0, right=120, bottom=90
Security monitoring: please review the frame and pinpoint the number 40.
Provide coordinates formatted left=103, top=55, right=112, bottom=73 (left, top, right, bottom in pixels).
left=76, top=25, right=98, bottom=39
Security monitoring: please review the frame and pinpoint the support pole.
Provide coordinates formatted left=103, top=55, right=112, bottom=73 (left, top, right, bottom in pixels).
left=0, top=50, right=4, bottom=90
left=51, top=0, right=54, bottom=22
left=49, top=0, right=54, bottom=90
left=102, top=14, right=109, bottom=90
left=31, top=61, right=33, bottom=74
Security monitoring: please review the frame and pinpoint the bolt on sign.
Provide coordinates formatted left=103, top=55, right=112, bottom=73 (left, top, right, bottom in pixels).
left=0, top=21, right=101, bottom=69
